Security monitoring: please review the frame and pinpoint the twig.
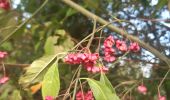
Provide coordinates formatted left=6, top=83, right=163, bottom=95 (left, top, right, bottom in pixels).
left=157, top=68, right=170, bottom=95
left=72, top=66, right=82, bottom=100
left=62, top=66, right=81, bottom=100
left=86, top=18, right=96, bottom=49
left=0, top=63, right=29, bottom=68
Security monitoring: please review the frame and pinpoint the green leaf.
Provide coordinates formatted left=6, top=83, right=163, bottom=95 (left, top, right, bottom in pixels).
left=100, top=74, right=116, bottom=93
left=87, top=78, right=120, bottom=100
left=100, top=74, right=120, bottom=100
left=55, top=29, right=66, bottom=37
left=54, top=30, right=74, bottom=53
left=19, top=55, right=58, bottom=87
left=42, top=63, right=60, bottom=99
left=44, top=36, right=55, bottom=55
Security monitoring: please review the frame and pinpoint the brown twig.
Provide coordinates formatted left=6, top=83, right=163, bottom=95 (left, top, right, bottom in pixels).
left=0, top=63, right=29, bottom=68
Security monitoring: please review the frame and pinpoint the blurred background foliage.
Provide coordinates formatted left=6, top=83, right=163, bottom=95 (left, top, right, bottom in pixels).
left=0, top=0, right=170, bottom=100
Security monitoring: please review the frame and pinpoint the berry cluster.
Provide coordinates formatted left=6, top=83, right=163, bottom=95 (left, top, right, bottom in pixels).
left=64, top=35, right=140, bottom=73
left=103, top=35, right=140, bottom=62
left=76, top=90, right=94, bottom=100
left=103, top=36, right=116, bottom=62
left=64, top=53, right=108, bottom=73
left=0, top=0, right=10, bottom=11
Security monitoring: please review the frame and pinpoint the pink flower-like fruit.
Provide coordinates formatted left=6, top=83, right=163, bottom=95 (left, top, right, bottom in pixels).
left=137, top=85, right=147, bottom=95
left=0, top=76, right=9, bottom=84
left=129, top=42, right=140, bottom=52
left=0, top=51, right=7, bottom=59
left=116, top=40, right=127, bottom=52
left=104, top=35, right=115, bottom=48
left=104, top=55, right=116, bottom=62
left=76, top=90, right=94, bottom=100
left=159, top=95, right=166, bottom=100
left=103, top=36, right=116, bottom=62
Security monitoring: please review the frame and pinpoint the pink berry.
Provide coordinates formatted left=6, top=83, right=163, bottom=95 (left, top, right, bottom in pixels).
left=76, top=91, right=85, bottom=100
left=91, top=67, right=100, bottom=73
left=129, top=42, right=140, bottom=52
left=101, top=67, right=109, bottom=72
left=116, top=40, right=128, bottom=52
left=137, top=85, right=147, bottom=95
left=76, top=90, right=94, bottom=100
left=103, top=36, right=116, bottom=62
left=85, top=90, right=94, bottom=100
left=104, top=36, right=115, bottom=48
left=0, top=51, right=7, bottom=59
left=0, top=76, right=9, bottom=84
left=86, top=66, right=92, bottom=71
left=158, top=95, right=166, bottom=100
left=104, top=56, right=116, bottom=62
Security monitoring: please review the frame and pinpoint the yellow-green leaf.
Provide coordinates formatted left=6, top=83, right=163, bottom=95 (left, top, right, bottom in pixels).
left=44, top=36, right=55, bottom=55
left=87, top=78, right=120, bottom=100
left=42, top=63, right=60, bottom=99
left=100, top=74, right=119, bottom=100
left=19, top=55, right=58, bottom=87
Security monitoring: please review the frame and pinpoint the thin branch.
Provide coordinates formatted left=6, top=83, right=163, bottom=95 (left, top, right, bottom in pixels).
left=0, top=63, right=29, bottom=68
left=86, top=18, right=96, bottom=49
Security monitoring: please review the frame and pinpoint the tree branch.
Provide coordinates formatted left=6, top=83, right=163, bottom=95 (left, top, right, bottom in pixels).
left=61, top=0, right=170, bottom=65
